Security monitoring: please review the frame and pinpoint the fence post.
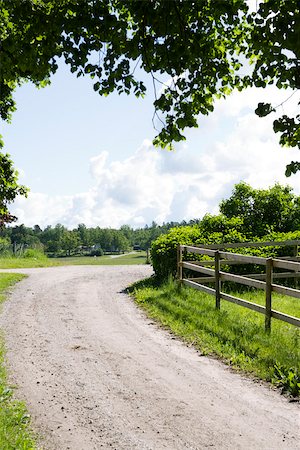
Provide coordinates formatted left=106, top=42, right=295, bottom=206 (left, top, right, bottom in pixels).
left=177, top=245, right=183, bottom=283
left=215, top=250, right=221, bottom=310
left=294, top=244, right=299, bottom=258
left=265, top=258, right=273, bottom=332
left=294, top=244, right=299, bottom=289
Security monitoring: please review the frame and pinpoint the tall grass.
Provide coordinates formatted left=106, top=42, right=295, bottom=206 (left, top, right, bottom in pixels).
left=0, top=273, right=37, bottom=449
left=131, top=278, right=300, bottom=396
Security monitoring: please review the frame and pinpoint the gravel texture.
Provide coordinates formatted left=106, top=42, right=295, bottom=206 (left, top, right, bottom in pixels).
left=0, top=265, right=299, bottom=450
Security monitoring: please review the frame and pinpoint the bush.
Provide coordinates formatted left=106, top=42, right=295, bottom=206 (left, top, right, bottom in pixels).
left=151, top=226, right=201, bottom=280
left=151, top=219, right=248, bottom=280
left=90, top=248, right=104, bottom=257
left=151, top=217, right=300, bottom=281
left=23, top=249, right=46, bottom=259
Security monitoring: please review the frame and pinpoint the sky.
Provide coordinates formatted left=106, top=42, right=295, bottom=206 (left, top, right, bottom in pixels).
left=1, top=51, right=299, bottom=230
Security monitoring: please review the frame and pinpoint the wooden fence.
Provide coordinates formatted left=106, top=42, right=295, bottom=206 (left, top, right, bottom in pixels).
left=177, top=240, right=300, bottom=331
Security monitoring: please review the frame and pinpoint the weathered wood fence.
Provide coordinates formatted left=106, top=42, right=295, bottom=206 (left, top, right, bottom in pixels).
left=177, top=240, right=300, bottom=331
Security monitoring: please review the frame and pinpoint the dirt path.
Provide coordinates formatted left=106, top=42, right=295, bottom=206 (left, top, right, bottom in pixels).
left=0, top=265, right=299, bottom=450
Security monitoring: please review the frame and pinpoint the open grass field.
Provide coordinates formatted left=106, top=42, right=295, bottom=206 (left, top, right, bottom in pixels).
left=52, top=251, right=148, bottom=266
left=130, top=278, right=300, bottom=397
left=0, top=273, right=37, bottom=450
left=0, top=251, right=148, bottom=269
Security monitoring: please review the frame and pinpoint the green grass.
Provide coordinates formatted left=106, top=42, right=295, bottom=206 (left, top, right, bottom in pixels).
left=0, top=251, right=148, bottom=269
left=0, top=256, right=61, bottom=269
left=0, top=273, right=37, bottom=449
left=52, top=251, right=148, bottom=266
left=130, top=278, right=300, bottom=397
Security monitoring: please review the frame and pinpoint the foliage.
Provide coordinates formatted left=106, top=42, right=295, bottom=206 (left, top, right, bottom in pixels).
left=131, top=277, right=300, bottom=397
left=0, top=220, right=185, bottom=257
left=0, top=1, right=298, bottom=173
left=219, top=182, right=300, bottom=237
left=151, top=218, right=247, bottom=280
left=22, top=248, right=47, bottom=259
left=0, top=237, right=10, bottom=254
left=272, top=364, right=300, bottom=397
left=151, top=182, right=300, bottom=279
left=0, top=153, right=28, bottom=226
left=248, top=0, right=299, bottom=174
left=59, top=229, right=80, bottom=256
left=151, top=225, right=201, bottom=280
left=90, top=248, right=104, bottom=257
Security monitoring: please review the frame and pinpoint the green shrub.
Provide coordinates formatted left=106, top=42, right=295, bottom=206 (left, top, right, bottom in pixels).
left=151, top=218, right=300, bottom=281
left=151, top=218, right=248, bottom=280
left=23, top=248, right=46, bottom=259
left=151, top=226, right=201, bottom=280
left=90, top=248, right=104, bottom=257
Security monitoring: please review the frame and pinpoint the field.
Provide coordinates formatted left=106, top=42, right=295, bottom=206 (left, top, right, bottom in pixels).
left=0, top=273, right=37, bottom=449
left=52, top=251, right=148, bottom=266
left=130, top=278, right=300, bottom=396
left=0, top=251, right=148, bottom=269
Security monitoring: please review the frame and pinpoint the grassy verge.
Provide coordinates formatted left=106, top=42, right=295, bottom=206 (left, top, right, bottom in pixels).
left=130, top=277, right=300, bottom=397
left=0, top=251, right=148, bottom=269
left=0, top=256, right=60, bottom=269
left=0, top=273, right=37, bottom=449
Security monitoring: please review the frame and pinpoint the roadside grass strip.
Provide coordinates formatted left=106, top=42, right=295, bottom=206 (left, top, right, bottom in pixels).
left=0, top=273, right=37, bottom=450
left=0, top=256, right=60, bottom=269
left=130, top=278, right=300, bottom=397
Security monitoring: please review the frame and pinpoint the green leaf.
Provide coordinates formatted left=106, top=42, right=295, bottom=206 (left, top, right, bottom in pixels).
left=255, top=103, right=275, bottom=117
left=93, top=82, right=100, bottom=91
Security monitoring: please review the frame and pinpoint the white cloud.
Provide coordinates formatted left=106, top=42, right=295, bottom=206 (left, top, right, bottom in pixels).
left=10, top=87, right=300, bottom=229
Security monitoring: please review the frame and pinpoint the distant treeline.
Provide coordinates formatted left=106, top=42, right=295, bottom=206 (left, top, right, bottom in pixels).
left=0, top=220, right=198, bottom=257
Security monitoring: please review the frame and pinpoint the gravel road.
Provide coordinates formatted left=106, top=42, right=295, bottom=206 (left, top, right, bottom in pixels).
left=0, top=265, right=299, bottom=450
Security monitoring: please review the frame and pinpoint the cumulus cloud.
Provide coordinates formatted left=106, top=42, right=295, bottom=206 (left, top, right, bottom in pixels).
left=10, top=86, right=300, bottom=229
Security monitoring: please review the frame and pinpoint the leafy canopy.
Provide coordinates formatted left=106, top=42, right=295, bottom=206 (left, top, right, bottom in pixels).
left=0, top=151, right=28, bottom=226
left=0, top=0, right=299, bottom=174
left=219, top=182, right=300, bottom=237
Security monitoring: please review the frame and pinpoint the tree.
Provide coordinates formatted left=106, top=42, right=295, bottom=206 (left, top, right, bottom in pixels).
left=9, top=224, right=39, bottom=246
left=0, top=0, right=299, bottom=175
left=0, top=151, right=28, bottom=226
left=219, top=182, right=300, bottom=237
left=112, top=231, right=130, bottom=253
left=60, top=229, right=80, bottom=256
left=40, top=224, right=66, bottom=253
left=77, top=223, right=92, bottom=247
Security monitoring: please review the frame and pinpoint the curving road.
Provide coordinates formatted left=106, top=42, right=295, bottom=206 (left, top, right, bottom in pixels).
left=0, top=265, right=299, bottom=450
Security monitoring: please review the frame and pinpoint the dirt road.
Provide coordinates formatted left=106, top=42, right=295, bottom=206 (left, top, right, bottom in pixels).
left=0, top=266, right=299, bottom=450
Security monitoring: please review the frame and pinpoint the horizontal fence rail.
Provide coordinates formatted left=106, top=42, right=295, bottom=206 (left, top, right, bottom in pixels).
left=177, top=240, right=300, bottom=331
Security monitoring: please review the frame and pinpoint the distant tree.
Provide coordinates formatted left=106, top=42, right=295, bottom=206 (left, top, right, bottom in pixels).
left=120, top=225, right=134, bottom=245
left=33, top=224, right=42, bottom=235
left=40, top=224, right=67, bottom=254
left=60, top=230, right=80, bottom=256
left=77, top=223, right=92, bottom=247
left=112, top=231, right=130, bottom=253
left=10, top=224, right=41, bottom=246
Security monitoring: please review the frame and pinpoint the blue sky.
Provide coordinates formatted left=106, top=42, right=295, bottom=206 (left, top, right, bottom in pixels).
left=1, top=58, right=299, bottom=229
